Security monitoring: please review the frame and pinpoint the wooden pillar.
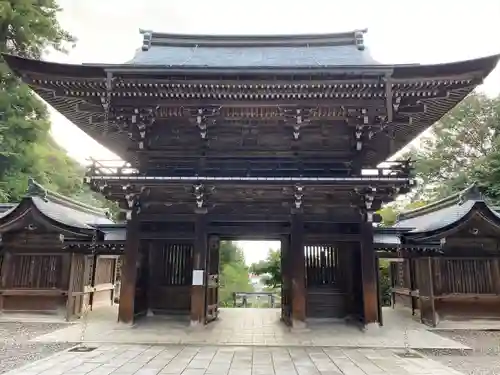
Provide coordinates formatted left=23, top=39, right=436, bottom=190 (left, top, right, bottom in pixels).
left=0, top=251, right=12, bottom=312
left=280, top=235, right=288, bottom=321
left=208, top=235, right=220, bottom=318
left=88, top=254, right=98, bottom=310
left=147, top=241, right=158, bottom=316
left=190, top=211, right=207, bottom=326
left=111, top=256, right=119, bottom=305
left=291, top=212, right=306, bottom=329
left=416, top=257, right=437, bottom=326
left=408, top=257, right=417, bottom=315
left=360, top=220, right=379, bottom=327
left=65, top=253, right=77, bottom=321
left=117, top=210, right=140, bottom=324
left=492, top=258, right=500, bottom=295
left=375, top=257, right=383, bottom=326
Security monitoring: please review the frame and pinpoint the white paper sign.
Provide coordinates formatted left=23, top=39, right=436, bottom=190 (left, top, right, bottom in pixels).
left=192, top=270, right=205, bottom=286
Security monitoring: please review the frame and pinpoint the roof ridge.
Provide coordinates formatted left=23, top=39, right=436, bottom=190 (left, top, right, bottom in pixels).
left=138, top=29, right=367, bottom=51
left=26, top=178, right=109, bottom=218
left=397, top=183, right=481, bottom=221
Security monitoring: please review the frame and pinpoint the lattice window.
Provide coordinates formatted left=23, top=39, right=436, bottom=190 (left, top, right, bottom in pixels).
left=438, top=258, right=495, bottom=294
left=305, top=245, right=338, bottom=287
left=158, top=243, right=193, bottom=286
left=8, top=255, right=63, bottom=289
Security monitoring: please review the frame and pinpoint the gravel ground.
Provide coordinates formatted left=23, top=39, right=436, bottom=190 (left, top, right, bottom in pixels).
left=0, top=322, right=75, bottom=374
left=427, top=330, right=500, bottom=375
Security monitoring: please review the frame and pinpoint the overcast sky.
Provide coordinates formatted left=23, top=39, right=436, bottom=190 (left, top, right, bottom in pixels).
left=47, top=0, right=500, bottom=264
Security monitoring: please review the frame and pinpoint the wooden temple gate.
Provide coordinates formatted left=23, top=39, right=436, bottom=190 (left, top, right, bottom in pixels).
left=4, top=30, right=497, bottom=328
left=109, top=218, right=385, bottom=327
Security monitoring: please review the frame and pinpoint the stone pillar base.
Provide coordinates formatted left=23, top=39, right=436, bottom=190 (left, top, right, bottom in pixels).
left=291, top=319, right=309, bottom=332
left=116, top=320, right=135, bottom=328
left=190, top=320, right=205, bottom=329
left=363, top=322, right=381, bottom=333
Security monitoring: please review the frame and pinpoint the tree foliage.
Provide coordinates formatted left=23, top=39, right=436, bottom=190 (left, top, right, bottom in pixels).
left=218, top=241, right=253, bottom=306
left=219, top=241, right=246, bottom=268
left=0, top=1, right=113, bottom=213
left=405, top=93, right=500, bottom=201
left=377, top=200, right=427, bottom=226
left=250, top=249, right=281, bottom=288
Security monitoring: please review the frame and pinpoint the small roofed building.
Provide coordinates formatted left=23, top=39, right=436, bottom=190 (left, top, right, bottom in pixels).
left=0, top=178, right=120, bottom=320
left=390, top=184, right=500, bottom=326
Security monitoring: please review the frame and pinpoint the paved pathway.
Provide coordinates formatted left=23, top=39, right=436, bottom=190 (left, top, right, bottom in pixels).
left=427, top=330, right=500, bottom=375
left=4, top=344, right=467, bottom=375
left=0, top=322, right=73, bottom=374
left=31, top=308, right=469, bottom=351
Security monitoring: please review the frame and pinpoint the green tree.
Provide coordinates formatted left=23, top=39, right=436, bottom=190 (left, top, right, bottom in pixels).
left=219, top=263, right=253, bottom=306
left=219, top=241, right=245, bottom=268
left=473, top=138, right=500, bottom=204
left=378, top=259, right=392, bottom=306
left=378, top=200, right=427, bottom=226
left=217, top=241, right=253, bottom=306
left=250, top=249, right=281, bottom=288
left=0, top=0, right=77, bottom=200
left=405, top=93, right=500, bottom=200
left=0, top=0, right=114, bottom=213
left=377, top=206, right=398, bottom=226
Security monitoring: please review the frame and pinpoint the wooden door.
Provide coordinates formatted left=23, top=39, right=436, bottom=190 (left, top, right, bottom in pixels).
left=205, top=236, right=219, bottom=323
left=66, top=254, right=86, bottom=320
left=305, top=244, right=347, bottom=319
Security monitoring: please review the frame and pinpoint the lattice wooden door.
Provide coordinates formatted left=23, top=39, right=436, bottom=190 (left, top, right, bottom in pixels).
left=66, top=254, right=86, bottom=320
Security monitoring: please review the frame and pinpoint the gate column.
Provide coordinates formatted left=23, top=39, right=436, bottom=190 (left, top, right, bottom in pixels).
left=291, top=210, right=306, bottom=329
left=118, top=204, right=140, bottom=324
left=190, top=209, right=208, bottom=326
left=360, top=219, right=379, bottom=328
left=280, top=235, right=291, bottom=323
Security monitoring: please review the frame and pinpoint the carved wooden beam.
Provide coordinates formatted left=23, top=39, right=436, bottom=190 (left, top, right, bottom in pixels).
left=184, top=106, right=221, bottom=140
left=278, top=106, right=315, bottom=141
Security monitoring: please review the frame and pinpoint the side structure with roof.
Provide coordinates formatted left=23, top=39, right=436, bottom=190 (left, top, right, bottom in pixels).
left=0, top=178, right=121, bottom=320
left=388, top=184, right=500, bottom=327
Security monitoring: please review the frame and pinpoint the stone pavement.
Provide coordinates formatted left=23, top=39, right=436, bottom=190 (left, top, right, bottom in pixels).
left=31, top=308, right=469, bottom=351
left=3, top=344, right=467, bottom=375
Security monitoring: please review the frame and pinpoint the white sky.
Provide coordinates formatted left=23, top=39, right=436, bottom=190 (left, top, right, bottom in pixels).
left=47, top=0, right=500, bottom=264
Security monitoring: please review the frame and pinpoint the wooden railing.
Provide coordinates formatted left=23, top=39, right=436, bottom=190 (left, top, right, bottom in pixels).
left=83, top=159, right=413, bottom=179
left=85, top=159, right=138, bottom=177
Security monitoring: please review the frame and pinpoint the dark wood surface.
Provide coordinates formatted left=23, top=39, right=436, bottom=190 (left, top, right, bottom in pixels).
left=117, top=212, right=140, bottom=324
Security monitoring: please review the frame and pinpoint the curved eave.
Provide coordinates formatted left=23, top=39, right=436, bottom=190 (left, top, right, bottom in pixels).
left=4, top=52, right=499, bottom=77
left=3, top=53, right=499, bottom=165
left=402, top=201, right=500, bottom=241
left=0, top=198, right=95, bottom=237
